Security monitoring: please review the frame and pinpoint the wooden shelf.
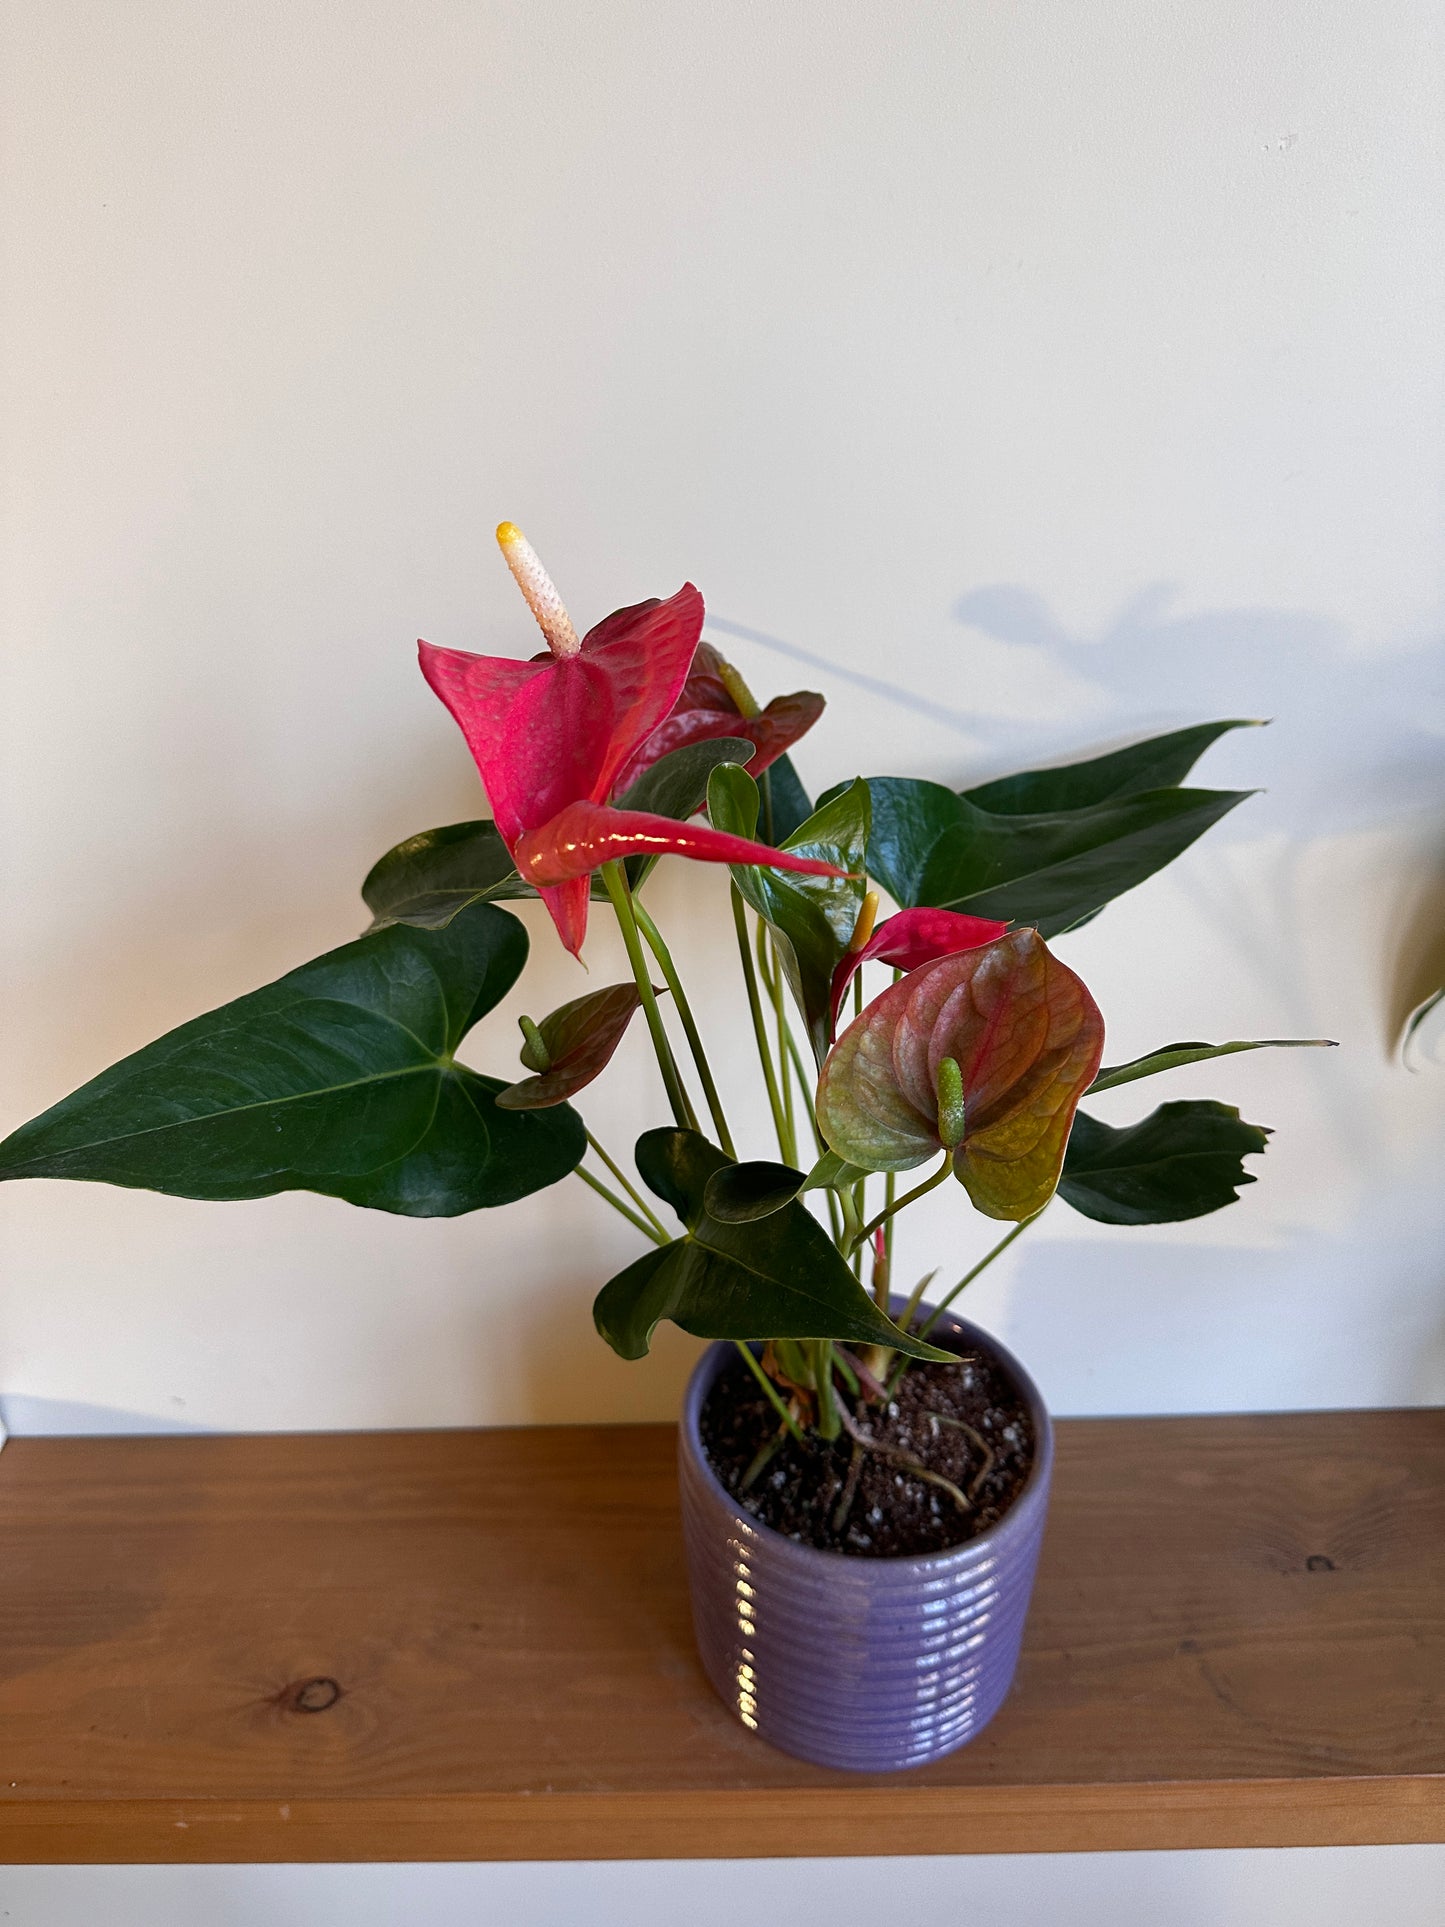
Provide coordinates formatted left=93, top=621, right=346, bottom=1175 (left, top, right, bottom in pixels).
left=0, top=1410, right=1440, bottom=1863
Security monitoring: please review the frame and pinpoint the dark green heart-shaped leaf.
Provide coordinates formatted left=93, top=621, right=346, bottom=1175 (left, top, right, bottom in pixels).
left=496, top=981, right=654, bottom=1110
left=1088, top=1037, right=1335, bottom=1095
left=963, top=720, right=1261, bottom=814
left=0, top=902, right=585, bottom=1215
left=709, top=765, right=870, bottom=1063
left=703, top=1159, right=807, bottom=1222
left=864, top=777, right=1253, bottom=936
left=1058, top=1099, right=1270, bottom=1224
left=592, top=1128, right=951, bottom=1360
left=700, top=1150, right=874, bottom=1222
left=363, top=819, right=535, bottom=930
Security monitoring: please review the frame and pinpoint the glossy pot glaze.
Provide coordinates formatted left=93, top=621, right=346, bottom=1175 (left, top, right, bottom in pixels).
left=677, top=1308, right=1053, bottom=1772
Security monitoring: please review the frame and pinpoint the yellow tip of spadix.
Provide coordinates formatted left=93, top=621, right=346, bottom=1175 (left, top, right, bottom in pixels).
left=494, top=521, right=581, bottom=659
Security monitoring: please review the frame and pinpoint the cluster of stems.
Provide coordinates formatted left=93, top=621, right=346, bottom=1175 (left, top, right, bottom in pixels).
left=576, top=852, right=1038, bottom=1443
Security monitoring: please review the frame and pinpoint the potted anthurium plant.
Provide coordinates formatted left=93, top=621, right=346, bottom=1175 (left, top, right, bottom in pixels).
left=0, top=524, right=1331, bottom=1771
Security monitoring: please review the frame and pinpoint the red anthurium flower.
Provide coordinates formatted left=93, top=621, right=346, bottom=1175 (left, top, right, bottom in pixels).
left=614, top=642, right=824, bottom=794
left=420, top=525, right=848, bottom=957
left=829, top=904, right=1009, bottom=1032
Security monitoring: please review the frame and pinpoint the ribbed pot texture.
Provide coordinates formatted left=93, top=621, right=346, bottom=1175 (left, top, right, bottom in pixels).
left=678, top=1307, right=1053, bottom=1772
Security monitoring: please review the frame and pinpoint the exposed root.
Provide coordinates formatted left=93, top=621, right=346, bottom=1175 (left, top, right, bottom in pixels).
left=927, top=1411, right=996, bottom=1503
left=835, top=1399, right=973, bottom=1513
left=831, top=1438, right=867, bottom=1534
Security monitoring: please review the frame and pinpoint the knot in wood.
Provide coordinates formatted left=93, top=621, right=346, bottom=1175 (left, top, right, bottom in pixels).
left=285, top=1676, right=342, bottom=1714
left=1305, top=1554, right=1337, bottom=1573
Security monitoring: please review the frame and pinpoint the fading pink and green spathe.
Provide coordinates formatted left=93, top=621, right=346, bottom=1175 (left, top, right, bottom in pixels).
left=816, top=928, right=1105, bottom=1220
left=419, top=525, right=846, bottom=957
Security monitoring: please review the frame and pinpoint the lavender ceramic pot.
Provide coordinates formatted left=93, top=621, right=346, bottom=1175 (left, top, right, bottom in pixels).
left=678, top=1307, right=1053, bottom=1772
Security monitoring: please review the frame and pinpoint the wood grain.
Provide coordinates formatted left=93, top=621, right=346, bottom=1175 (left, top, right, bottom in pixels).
left=0, top=1411, right=1440, bottom=1862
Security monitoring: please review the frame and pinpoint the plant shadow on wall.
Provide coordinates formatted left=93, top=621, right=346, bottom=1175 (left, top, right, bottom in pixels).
left=947, top=581, right=1445, bottom=840
left=742, top=579, right=1445, bottom=1408
left=941, top=583, right=1445, bottom=1389
left=724, top=578, right=1445, bottom=1049
left=952, top=582, right=1445, bottom=1083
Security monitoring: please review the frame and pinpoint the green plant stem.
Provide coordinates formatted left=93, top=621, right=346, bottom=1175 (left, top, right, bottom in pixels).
left=847, top=958, right=867, bottom=1275
left=602, top=861, right=697, bottom=1135
left=812, top=1339, right=841, bottom=1439
left=734, top=1342, right=804, bottom=1442
left=756, top=929, right=827, bottom=1150
left=821, top=1188, right=843, bottom=1246
left=897, top=1267, right=940, bottom=1339
left=759, top=924, right=798, bottom=1168
left=584, top=1129, right=669, bottom=1240
left=830, top=1345, right=860, bottom=1395
left=836, top=1183, right=864, bottom=1248
left=732, top=885, right=790, bottom=1160
left=573, top=1164, right=670, bottom=1245
left=777, top=1022, right=821, bottom=1143
left=763, top=1011, right=840, bottom=1240
left=917, top=1210, right=1042, bottom=1339
left=631, top=899, right=737, bottom=1159
left=850, top=1154, right=953, bottom=1254
left=877, top=1168, right=897, bottom=1313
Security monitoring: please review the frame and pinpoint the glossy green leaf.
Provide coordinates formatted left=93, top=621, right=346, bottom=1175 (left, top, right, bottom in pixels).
left=702, top=1159, right=807, bottom=1222
left=1088, top=1037, right=1335, bottom=1094
left=963, top=720, right=1261, bottom=814
left=1058, top=1099, right=1269, bottom=1224
left=817, top=928, right=1105, bottom=1219
left=709, top=765, right=870, bottom=1063
left=706, top=759, right=762, bottom=841
left=864, top=777, right=1253, bottom=936
left=0, top=902, right=585, bottom=1215
left=496, top=982, right=653, bottom=1110
left=700, top=1149, right=874, bottom=1221
left=592, top=1128, right=951, bottom=1360
left=803, top=1148, right=873, bottom=1191
left=363, top=819, right=535, bottom=930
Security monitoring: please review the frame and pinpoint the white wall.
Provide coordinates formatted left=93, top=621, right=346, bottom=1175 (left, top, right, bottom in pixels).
left=4, top=0, right=1442, bottom=1435
left=1, top=0, right=1442, bottom=1913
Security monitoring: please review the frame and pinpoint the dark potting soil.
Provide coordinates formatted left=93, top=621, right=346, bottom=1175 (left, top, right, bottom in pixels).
left=699, top=1339, right=1035, bottom=1558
